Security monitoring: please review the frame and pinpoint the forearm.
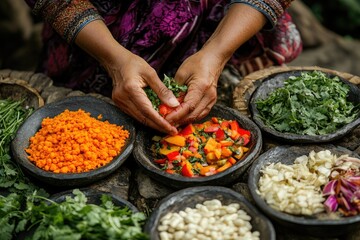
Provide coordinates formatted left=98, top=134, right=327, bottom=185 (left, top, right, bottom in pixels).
left=201, top=4, right=266, bottom=64
left=74, top=20, right=130, bottom=68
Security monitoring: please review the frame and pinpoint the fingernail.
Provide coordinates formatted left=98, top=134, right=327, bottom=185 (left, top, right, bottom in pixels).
left=168, top=97, right=180, bottom=107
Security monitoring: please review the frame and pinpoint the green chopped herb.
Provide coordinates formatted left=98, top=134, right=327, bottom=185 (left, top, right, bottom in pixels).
left=144, top=75, right=187, bottom=110
left=255, top=71, right=360, bottom=135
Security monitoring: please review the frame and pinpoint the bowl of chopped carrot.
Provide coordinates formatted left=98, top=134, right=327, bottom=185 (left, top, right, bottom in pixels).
left=11, top=95, right=135, bottom=187
left=133, top=104, right=262, bottom=189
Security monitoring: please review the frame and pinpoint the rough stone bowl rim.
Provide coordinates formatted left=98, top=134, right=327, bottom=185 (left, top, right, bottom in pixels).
left=50, top=188, right=139, bottom=213
left=0, top=80, right=44, bottom=109
left=133, top=104, right=263, bottom=188
left=11, top=95, right=136, bottom=187
left=144, top=185, right=276, bottom=240
left=249, top=70, right=360, bottom=143
left=248, top=144, right=360, bottom=228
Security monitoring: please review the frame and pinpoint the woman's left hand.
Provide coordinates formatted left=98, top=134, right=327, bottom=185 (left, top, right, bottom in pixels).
left=165, top=49, right=226, bottom=126
left=165, top=3, right=267, bottom=127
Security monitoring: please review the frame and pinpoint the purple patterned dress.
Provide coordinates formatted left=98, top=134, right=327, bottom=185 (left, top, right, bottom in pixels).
left=24, top=0, right=302, bottom=97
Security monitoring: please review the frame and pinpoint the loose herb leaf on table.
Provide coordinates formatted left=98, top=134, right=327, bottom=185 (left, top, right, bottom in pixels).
left=255, top=71, right=360, bottom=135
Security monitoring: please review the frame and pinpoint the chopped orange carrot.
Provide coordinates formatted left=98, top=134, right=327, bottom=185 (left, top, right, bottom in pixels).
left=25, top=109, right=129, bottom=173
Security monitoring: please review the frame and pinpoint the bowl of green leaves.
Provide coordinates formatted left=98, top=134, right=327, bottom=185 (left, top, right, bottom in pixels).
left=15, top=188, right=149, bottom=240
left=249, top=70, right=360, bottom=143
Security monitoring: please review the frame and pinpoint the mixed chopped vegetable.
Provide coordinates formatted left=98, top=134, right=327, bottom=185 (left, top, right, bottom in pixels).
left=256, top=71, right=359, bottom=135
left=145, top=75, right=187, bottom=117
left=151, top=117, right=251, bottom=177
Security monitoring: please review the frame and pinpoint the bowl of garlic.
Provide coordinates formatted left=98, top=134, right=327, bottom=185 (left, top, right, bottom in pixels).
left=248, top=144, right=360, bottom=237
left=144, top=186, right=275, bottom=240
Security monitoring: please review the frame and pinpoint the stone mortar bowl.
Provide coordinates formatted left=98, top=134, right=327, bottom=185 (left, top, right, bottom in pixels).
left=145, top=186, right=276, bottom=240
left=133, top=104, right=262, bottom=189
left=249, top=70, right=360, bottom=143
left=248, top=144, right=360, bottom=237
left=11, top=96, right=135, bottom=187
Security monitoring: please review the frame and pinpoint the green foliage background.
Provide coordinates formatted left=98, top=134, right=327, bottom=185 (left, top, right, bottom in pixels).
left=302, top=0, right=360, bottom=39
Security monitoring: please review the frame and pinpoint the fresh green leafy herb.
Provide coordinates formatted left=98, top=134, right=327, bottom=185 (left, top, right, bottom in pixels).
left=0, top=99, right=45, bottom=194
left=0, top=190, right=148, bottom=240
left=256, top=71, right=360, bottom=135
left=144, top=75, right=187, bottom=110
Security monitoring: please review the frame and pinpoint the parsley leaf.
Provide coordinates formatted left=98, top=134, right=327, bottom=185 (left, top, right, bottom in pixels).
left=256, top=71, right=360, bottom=135
left=144, top=75, right=187, bottom=110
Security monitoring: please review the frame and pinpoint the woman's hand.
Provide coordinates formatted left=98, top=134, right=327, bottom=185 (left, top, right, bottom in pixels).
left=166, top=3, right=267, bottom=126
left=165, top=49, right=225, bottom=126
left=105, top=51, right=179, bottom=135
left=75, top=20, right=179, bottom=135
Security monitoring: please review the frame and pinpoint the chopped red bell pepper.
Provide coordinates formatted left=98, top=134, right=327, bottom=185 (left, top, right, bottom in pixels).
left=181, top=161, right=194, bottom=177
left=165, top=169, right=176, bottom=174
left=220, top=120, right=230, bottom=129
left=229, top=120, right=240, bottom=132
left=159, top=104, right=173, bottom=117
left=215, top=128, right=226, bottom=141
left=204, top=124, right=220, bottom=133
left=166, top=151, right=180, bottom=161
left=211, top=117, right=219, bottom=123
left=238, top=128, right=251, bottom=137
left=154, top=158, right=166, bottom=164
left=179, top=124, right=195, bottom=136
left=242, top=135, right=250, bottom=146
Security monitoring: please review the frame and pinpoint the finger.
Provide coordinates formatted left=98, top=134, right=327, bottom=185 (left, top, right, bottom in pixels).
left=113, top=87, right=178, bottom=135
left=144, top=71, right=180, bottom=108
left=167, top=78, right=217, bottom=125
left=167, top=82, right=204, bottom=121
left=175, top=93, right=215, bottom=126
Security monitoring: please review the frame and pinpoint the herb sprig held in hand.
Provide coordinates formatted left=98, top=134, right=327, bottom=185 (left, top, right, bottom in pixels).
left=255, top=71, right=359, bottom=135
left=145, top=75, right=187, bottom=117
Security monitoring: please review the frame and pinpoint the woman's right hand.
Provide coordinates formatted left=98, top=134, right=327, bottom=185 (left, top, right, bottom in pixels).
left=75, top=20, right=179, bottom=135
left=105, top=50, right=180, bottom=135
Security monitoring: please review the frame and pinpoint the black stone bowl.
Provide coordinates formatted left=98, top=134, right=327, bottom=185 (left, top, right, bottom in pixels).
left=50, top=188, right=138, bottom=212
left=249, top=70, right=360, bottom=143
left=145, top=186, right=275, bottom=240
left=133, top=104, right=262, bottom=189
left=248, top=144, right=360, bottom=237
left=15, top=188, right=139, bottom=240
left=0, top=80, right=44, bottom=109
left=11, top=96, right=135, bottom=187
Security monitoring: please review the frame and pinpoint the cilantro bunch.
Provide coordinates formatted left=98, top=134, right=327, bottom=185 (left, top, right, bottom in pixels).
left=256, top=71, right=360, bottom=135
left=1, top=190, right=148, bottom=240
left=145, top=75, right=187, bottom=111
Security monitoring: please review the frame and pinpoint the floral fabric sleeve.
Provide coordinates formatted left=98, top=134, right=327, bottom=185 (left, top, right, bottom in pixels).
left=24, top=0, right=102, bottom=43
left=229, top=0, right=294, bottom=29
